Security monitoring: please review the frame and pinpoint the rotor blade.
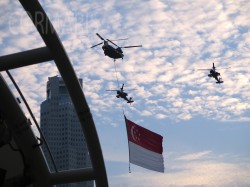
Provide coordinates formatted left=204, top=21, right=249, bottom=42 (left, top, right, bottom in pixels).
left=124, top=89, right=136, bottom=91
left=121, top=45, right=142, bottom=48
left=216, top=67, right=231, bottom=70
left=107, top=39, right=119, bottom=47
left=106, top=90, right=118, bottom=91
left=196, top=69, right=210, bottom=71
left=109, top=38, right=128, bottom=41
left=96, top=33, right=105, bottom=40
left=90, top=42, right=103, bottom=48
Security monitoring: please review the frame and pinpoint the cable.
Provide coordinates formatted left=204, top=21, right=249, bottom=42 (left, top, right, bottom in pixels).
left=113, top=60, right=120, bottom=88
left=112, top=60, right=132, bottom=173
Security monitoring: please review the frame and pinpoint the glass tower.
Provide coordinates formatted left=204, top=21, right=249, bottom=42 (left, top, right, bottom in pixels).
left=40, top=76, right=93, bottom=187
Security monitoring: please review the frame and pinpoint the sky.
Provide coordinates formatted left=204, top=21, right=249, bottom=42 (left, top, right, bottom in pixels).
left=0, top=0, right=250, bottom=186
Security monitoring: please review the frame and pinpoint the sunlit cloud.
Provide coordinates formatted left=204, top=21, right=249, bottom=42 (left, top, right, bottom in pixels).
left=1, top=1, right=249, bottom=187
left=176, top=151, right=212, bottom=161
left=109, top=151, right=250, bottom=187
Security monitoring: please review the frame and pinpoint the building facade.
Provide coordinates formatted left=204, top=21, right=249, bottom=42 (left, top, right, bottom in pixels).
left=40, top=76, right=93, bottom=187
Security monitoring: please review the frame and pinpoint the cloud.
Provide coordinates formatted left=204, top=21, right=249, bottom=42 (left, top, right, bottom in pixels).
left=1, top=0, right=249, bottom=123
left=222, top=116, right=250, bottom=122
left=155, top=113, right=168, bottom=119
left=1, top=2, right=250, bottom=187
left=109, top=151, right=250, bottom=187
left=176, top=151, right=212, bottom=161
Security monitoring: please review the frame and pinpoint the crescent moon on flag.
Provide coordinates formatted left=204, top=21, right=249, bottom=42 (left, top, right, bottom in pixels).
left=131, top=125, right=137, bottom=142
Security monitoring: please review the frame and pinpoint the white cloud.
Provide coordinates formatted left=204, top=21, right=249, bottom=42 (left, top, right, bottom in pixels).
left=223, top=116, right=250, bottom=122
left=1, top=2, right=250, bottom=187
left=140, top=110, right=152, bottom=116
left=0, top=0, right=249, bottom=123
left=155, top=113, right=168, bottom=119
left=177, top=113, right=192, bottom=120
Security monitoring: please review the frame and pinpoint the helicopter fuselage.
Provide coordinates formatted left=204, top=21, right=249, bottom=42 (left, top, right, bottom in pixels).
left=208, top=69, right=223, bottom=83
left=102, top=44, right=124, bottom=60
left=106, top=83, right=134, bottom=103
left=116, top=90, right=128, bottom=98
left=116, top=91, right=133, bottom=103
left=91, top=33, right=142, bottom=61
left=209, top=69, right=220, bottom=77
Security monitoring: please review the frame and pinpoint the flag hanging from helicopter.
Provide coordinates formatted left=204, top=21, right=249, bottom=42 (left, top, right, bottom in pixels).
left=124, top=115, right=164, bottom=173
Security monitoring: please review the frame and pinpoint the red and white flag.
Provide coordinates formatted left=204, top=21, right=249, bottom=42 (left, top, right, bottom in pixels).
left=125, top=116, right=164, bottom=173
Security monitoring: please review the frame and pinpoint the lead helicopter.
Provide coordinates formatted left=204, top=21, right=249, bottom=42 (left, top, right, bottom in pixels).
left=197, top=63, right=230, bottom=84
left=106, top=83, right=134, bottom=103
left=90, top=33, right=142, bottom=61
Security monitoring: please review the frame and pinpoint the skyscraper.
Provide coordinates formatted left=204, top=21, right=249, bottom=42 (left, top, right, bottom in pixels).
left=40, top=76, right=93, bottom=187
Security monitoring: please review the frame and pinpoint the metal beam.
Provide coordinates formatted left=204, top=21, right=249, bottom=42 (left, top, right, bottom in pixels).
left=49, top=168, right=95, bottom=185
left=0, top=47, right=53, bottom=71
left=0, top=74, right=51, bottom=187
left=18, top=1, right=109, bottom=186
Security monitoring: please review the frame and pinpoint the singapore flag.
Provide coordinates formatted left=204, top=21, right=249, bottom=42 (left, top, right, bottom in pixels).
left=124, top=116, right=164, bottom=173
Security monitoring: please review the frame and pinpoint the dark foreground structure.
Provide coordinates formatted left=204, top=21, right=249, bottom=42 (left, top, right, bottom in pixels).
left=0, top=1, right=108, bottom=187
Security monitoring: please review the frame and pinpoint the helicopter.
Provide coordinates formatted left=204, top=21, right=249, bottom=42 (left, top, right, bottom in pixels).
left=198, top=63, right=230, bottom=84
left=106, top=83, right=134, bottom=103
left=91, top=33, right=142, bottom=61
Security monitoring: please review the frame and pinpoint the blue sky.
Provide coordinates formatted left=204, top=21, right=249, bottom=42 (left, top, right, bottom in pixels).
left=1, top=0, right=250, bottom=186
